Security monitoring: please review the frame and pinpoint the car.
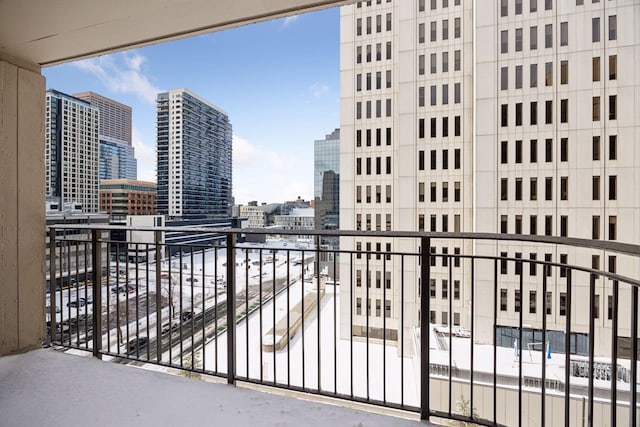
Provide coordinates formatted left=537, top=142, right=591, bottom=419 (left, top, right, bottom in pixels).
left=67, top=297, right=92, bottom=308
left=185, top=277, right=199, bottom=283
left=181, top=311, right=193, bottom=322
left=127, top=337, right=149, bottom=353
left=161, top=322, right=179, bottom=335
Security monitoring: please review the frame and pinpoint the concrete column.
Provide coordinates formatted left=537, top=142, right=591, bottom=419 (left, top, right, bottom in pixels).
left=0, top=54, right=45, bottom=355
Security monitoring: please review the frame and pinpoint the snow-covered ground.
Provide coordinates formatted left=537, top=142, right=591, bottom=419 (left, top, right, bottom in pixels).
left=201, top=283, right=420, bottom=408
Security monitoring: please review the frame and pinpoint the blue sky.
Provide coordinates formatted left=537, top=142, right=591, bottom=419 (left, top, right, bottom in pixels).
left=43, top=8, right=340, bottom=205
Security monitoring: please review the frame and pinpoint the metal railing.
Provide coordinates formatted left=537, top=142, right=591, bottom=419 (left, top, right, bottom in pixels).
left=46, top=225, right=640, bottom=427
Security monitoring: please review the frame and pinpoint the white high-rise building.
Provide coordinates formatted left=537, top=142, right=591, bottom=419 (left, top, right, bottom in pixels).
left=45, top=89, right=100, bottom=213
left=340, top=0, right=640, bottom=357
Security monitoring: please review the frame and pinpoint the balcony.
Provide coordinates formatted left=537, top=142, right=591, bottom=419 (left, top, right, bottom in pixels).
left=37, top=225, right=640, bottom=426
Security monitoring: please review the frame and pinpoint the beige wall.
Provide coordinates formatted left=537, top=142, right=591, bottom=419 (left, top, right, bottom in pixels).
left=0, top=55, right=45, bottom=355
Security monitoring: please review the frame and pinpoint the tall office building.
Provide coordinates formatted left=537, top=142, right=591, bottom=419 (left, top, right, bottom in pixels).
left=340, top=1, right=639, bottom=356
left=74, top=91, right=132, bottom=145
left=74, top=91, right=137, bottom=181
left=45, top=89, right=100, bottom=213
left=156, top=89, right=233, bottom=219
left=314, top=128, right=341, bottom=232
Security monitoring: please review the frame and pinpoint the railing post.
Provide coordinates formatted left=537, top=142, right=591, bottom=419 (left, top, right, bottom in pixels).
left=155, top=230, right=163, bottom=363
left=226, top=232, right=236, bottom=385
left=420, top=236, right=431, bottom=421
left=91, top=228, right=102, bottom=359
left=49, top=227, right=57, bottom=344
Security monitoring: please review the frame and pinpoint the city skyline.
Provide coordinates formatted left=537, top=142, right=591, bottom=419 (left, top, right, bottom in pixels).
left=42, top=9, right=340, bottom=205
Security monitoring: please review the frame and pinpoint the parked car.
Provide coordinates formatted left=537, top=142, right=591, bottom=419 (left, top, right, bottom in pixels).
left=67, top=297, right=92, bottom=308
left=161, top=322, right=179, bottom=335
left=181, top=311, right=193, bottom=322
left=127, top=337, right=148, bottom=353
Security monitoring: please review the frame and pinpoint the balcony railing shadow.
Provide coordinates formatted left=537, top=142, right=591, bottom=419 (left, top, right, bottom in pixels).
left=45, top=225, right=640, bottom=427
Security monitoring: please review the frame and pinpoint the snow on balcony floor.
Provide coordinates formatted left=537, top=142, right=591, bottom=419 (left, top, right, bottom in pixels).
left=0, top=348, right=425, bottom=427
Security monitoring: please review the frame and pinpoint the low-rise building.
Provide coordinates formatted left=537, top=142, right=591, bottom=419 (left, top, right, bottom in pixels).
left=99, top=179, right=156, bottom=221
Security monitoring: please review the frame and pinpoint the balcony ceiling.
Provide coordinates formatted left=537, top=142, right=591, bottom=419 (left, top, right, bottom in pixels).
left=0, top=0, right=351, bottom=67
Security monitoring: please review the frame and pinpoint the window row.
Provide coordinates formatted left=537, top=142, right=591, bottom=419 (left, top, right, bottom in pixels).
left=500, top=61, right=568, bottom=90
left=592, top=135, right=617, bottom=161
left=499, top=214, right=617, bottom=240
left=498, top=251, right=617, bottom=277
left=591, top=16, right=617, bottom=43
left=417, top=148, right=462, bottom=171
left=356, top=13, right=392, bottom=36
left=500, top=23, right=567, bottom=53
left=356, top=70, right=392, bottom=91
left=427, top=246, right=462, bottom=268
left=355, top=213, right=393, bottom=231
left=355, top=156, right=392, bottom=175
left=429, top=279, right=461, bottom=300
left=428, top=310, right=461, bottom=326
left=356, top=0, right=392, bottom=8
left=500, top=138, right=568, bottom=164
left=419, top=50, right=462, bottom=74
left=499, top=176, right=568, bottom=202
left=355, top=297, right=392, bottom=319
left=418, top=181, right=462, bottom=203
left=418, top=0, right=462, bottom=12
left=418, top=213, right=461, bottom=232
left=592, top=95, right=617, bottom=121
left=591, top=215, right=618, bottom=240
left=356, top=99, right=392, bottom=119
left=356, top=42, right=392, bottom=63
left=355, top=241, right=393, bottom=259
left=355, top=269, right=391, bottom=288
left=592, top=55, right=617, bottom=81
left=418, top=83, right=461, bottom=106
left=355, top=127, right=392, bottom=147
left=418, top=116, right=462, bottom=139
left=500, top=99, right=569, bottom=127
left=591, top=175, right=618, bottom=201
left=418, top=18, right=462, bottom=43
left=500, top=0, right=552, bottom=16
left=356, top=184, right=392, bottom=203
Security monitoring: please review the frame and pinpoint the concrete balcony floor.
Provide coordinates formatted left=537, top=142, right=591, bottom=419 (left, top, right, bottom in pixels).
left=0, top=349, right=426, bottom=427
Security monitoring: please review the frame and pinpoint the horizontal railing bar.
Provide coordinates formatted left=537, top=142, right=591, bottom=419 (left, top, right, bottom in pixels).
left=47, top=225, right=640, bottom=258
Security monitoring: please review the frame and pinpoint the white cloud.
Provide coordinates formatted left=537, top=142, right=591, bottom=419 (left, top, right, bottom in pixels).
left=132, top=127, right=156, bottom=182
left=309, top=82, right=329, bottom=98
left=232, top=135, right=312, bottom=204
left=73, top=52, right=162, bottom=105
left=282, top=15, right=299, bottom=27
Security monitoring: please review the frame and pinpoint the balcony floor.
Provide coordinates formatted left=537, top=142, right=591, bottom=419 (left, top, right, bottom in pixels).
left=0, top=348, right=426, bottom=427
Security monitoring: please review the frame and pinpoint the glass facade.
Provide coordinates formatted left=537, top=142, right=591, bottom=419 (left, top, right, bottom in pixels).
left=99, top=138, right=137, bottom=181
left=314, top=129, right=340, bottom=232
left=156, top=89, right=232, bottom=219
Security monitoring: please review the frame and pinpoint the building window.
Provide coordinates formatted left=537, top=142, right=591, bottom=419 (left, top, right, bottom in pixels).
left=501, top=104, right=508, bottom=127
left=609, top=15, right=617, bottom=41
left=592, top=96, right=600, bottom=121
left=609, top=135, right=617, bottom=160
left=515, top=140, right=522, bottom=163
left=530, top=101, right=537, bottom=125
left=500, top=178, right=508, bottom=201
left=545, top=177, right=552, bottom=200
left=431, top=21, right=437, bottom=41
left=545, top=139, right=552, bottom=162
left=530, top=26, right=537, bottom=50
left=609, top=55, right=617, bottom=80
left=561, top=22, right=568, bottom=46
left=501, top=30, right=508, bottom=53
left=530, top=253, right=537, bottom=276
left=500, top=0, right=508, bottom=16
left=592, top=136, right=600, bottom=160
left=455, top=18, right=461, bottom=38
left=592, top=17, right=600, bottom=43
left=454, top=149, right=461, bottom=169
left=592, top=215, right=600, bottom=240
left=442, top=19, right=449, bottom=40
left=545, top=24, right=552, bottom=48
left=530, top=215, right=537, bottom=235
left=515, top=290, right=521, bottom=313
left=593, top=57, right=600, bottom=81
left=592, top=176, right=600, bottom=200
left=561, top=99, right=568, bottom=123
left=516, top=28, right=523, bottom=51
left=442, top=280, right=448, bottom=299
left=607, top=175, right=617, bottom=201
left=530, top=291, right=537, bottom=314
left=431, top=182, right=437, bottom=202
left=561, top=60, right=568, bottom=84
left=454, top=181, right=461, bottom=202
left=500, top=289, right=508, bottom=311
left=609, top=95, right=616, bottom=120
left=515, top=65, right=522, bottom=89
left=560, top=177, right=568, bottom=201
left=455, top=50, right=461, bottom=71
left=530, top=63, right=537, bottom=88
left=501, top=67, right=508, bottom=90
left=560, top=138, right=568, bottom=162
left=515, top=103, right=522, bottom=126
left=545, top=62, right=552, bottom=86
left=560, top=293, right=567, bottom=316
left=515, top=215, right=523, bottom=234
left=515, top=178, right=523, bottom=200
left=560, top=215, right=568, bottom=237
left=530, top=177, right=537, bottom=201
left=545, top=215, right=552, bottom=236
